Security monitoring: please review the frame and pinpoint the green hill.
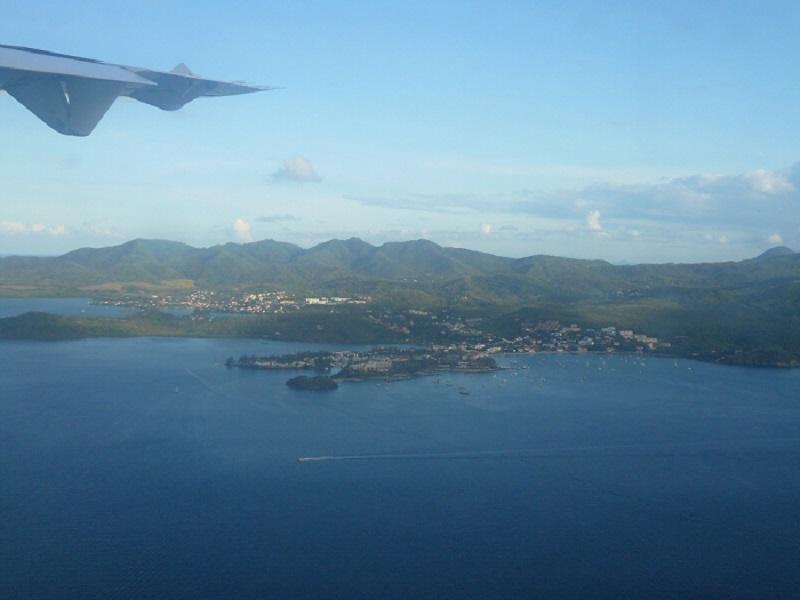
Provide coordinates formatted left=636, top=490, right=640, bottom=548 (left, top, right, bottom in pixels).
left=2, top=238, right=797, bottom=303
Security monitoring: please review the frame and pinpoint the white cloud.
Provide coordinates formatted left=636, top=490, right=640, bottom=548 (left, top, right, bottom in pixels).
left=0, top=220, right=66, bottom=236
left=233, top=218, right=252, bottom=242
left=480, top=223, right=493, bottom=235
left=272, top=156, right=322, bottom=183
left=586, top=210, right=603, bottom=231
left=748, top=169, right=794, bottom=195
left=768, top=233, right=784, bottom=245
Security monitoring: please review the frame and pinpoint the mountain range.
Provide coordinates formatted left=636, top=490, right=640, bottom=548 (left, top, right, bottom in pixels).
left=0, top=237, right=797, bottom=305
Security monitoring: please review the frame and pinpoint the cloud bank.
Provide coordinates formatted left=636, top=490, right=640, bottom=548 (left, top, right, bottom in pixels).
left=0, top=220, right=66, bottom=236
left=348, top=164, right=800, bottom=248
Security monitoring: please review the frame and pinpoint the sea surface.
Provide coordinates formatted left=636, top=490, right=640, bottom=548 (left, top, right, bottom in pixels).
left=1, top=336, right=799, bottom=599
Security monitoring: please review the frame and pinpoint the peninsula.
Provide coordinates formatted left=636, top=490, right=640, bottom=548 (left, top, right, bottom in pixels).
left=228, top=346, right=499, bottom=388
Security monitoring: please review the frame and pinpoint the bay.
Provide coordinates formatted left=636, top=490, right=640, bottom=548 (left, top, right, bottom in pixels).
left=1, top=337, right=799, bottom=599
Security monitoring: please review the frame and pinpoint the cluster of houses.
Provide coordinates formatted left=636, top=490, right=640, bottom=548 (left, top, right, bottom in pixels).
left=100, top=289, right=370, bottom=314
left=471, top=322, right=668, bottom=355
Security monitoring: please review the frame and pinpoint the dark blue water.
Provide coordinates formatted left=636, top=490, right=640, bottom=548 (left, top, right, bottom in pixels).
left=0, top=297, right=132, bottom=319
left=1, top=338, right=799, bottom=599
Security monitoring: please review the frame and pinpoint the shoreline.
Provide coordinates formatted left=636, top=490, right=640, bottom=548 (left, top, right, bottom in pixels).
left=0, top=309, right=797, bottom=370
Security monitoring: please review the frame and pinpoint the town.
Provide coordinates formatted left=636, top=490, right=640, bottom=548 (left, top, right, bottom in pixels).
left=482, top=320, right=667, bottom=355
left=95, top=289, right=670, bottom=356
left=360, top=308, right=669, bottom=355
left=96, top=289, right=370, bottom=314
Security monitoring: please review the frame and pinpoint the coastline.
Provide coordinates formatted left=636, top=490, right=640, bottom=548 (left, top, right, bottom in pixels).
left=0, top=308, right=797, bottom=370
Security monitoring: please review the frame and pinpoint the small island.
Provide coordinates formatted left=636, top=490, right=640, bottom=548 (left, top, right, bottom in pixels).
left=286, top=375, right=339, bottom=391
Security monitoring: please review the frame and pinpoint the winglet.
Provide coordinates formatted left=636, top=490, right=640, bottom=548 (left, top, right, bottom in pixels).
left=170, top=63, right=195, bottom=76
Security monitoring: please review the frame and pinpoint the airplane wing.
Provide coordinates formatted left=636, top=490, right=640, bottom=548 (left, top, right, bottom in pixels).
left=126, top=63, right=275, bottom=111
left=0, top=44, right=271, bottom=136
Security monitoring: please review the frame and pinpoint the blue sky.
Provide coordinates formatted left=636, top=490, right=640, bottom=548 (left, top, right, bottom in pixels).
left=1, top=1, right=799, bottom=262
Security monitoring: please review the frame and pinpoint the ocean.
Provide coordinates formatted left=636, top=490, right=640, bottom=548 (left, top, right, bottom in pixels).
left=1, top=335, right=799, bottom=598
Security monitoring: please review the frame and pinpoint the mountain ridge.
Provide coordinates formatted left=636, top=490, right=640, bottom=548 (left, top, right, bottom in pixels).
left=6, top=237, right=794, bottom=268
left=1, top=238, right=798, bottom=306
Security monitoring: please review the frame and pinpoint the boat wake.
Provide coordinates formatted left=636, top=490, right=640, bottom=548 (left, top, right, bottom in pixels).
left=297, top=438, right=800, bottom=463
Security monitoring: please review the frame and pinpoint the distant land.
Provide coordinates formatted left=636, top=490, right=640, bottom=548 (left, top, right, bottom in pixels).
left=0, top=238, right=798, bottom=367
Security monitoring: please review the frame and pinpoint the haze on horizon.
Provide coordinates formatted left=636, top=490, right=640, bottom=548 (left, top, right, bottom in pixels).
left=1, top=1, right=799, bottom=263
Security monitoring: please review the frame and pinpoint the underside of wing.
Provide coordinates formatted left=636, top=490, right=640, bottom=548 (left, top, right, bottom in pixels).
left=0, top=45, right=155, bottom=136
left=3, top=75, right=128, bottom=137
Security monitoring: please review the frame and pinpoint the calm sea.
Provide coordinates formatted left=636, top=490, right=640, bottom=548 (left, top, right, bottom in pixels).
left=1, top=336, right=799, bottom=599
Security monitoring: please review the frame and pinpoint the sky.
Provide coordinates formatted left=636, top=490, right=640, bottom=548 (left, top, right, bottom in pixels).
left=1, top=0, right=799, bottom=262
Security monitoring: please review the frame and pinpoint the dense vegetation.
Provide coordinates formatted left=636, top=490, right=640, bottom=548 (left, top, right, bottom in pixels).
left=0, top=309, right=407, bottom=344
left=1, top=238, right=798, bottom=306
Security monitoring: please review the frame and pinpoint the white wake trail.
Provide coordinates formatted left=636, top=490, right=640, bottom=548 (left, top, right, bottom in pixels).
left=297, top=438, right=800, bottom=463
